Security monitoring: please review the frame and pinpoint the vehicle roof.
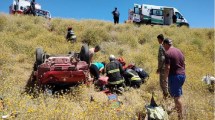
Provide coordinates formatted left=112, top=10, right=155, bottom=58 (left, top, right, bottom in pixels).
left=134, top=3, right=177, bottom=9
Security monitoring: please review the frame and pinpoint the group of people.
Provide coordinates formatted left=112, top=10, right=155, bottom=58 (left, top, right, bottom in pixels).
left=88, top=46, right=149, bottom=92
left=23, top=0, right=36, bottom=16
left=65, top=21, right=185, bottom=120
left=156, top=34, right=186, bottom=119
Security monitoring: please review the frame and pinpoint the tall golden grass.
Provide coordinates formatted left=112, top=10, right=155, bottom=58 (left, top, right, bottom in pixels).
left=0, top=13, right=214, bottom=119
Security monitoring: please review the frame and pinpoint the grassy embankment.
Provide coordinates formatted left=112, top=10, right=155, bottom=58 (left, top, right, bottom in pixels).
left=0, top=14, right=214, bottom=119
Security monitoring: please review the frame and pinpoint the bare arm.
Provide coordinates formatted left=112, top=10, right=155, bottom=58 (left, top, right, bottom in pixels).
left=164, top=64, right=170, bottom=80
left=99, top=67, right=104, bottom=74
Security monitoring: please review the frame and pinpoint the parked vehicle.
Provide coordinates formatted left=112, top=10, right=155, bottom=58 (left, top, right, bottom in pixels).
left=128, top=4, right=189, bottom=27
left=9, top=0, right=51, bottom=19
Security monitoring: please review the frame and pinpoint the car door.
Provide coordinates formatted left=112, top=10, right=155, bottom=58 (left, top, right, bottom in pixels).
left=133, top=6, right=141, bottom=22
left=150, top=9, right=164, bottom=24
left=175, top=12, right=184, bottom=24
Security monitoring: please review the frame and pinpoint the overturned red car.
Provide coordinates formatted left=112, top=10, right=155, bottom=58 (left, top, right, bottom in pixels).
left=33, top=45, right=90, bottom=87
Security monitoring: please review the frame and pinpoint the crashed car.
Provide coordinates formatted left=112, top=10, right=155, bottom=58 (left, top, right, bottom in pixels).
left=33, top=45, right=90, bottom=87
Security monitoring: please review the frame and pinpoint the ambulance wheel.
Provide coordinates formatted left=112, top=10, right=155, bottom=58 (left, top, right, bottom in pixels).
left=179, top=23, right=189, bottom=28
left=147, top=20, right=151, bottom=25
left=80, top=44, right=90, bottom=64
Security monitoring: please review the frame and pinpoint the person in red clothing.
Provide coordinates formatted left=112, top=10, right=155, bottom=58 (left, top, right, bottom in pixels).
left=163, top=38, right=186, bottom=120
left=117, top=57, right=127, bottom=70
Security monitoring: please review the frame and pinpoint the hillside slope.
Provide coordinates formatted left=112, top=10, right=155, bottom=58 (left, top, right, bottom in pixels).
left=0, top=14, right=214, bottom=120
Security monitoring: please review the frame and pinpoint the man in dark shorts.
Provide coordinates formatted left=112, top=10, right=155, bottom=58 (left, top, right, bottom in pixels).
left=163, top=38, right=185, bottom=119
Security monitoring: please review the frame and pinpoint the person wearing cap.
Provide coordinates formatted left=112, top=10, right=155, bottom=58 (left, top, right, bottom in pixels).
left=106, top=55, right=125, bottom=91
left=89, top=45, right=101, bottom=63
left=156, top=34, right=169, bottom=99
left=66, top=27, right=77, bottom=43
left=163, top=38, right=186, bottom=119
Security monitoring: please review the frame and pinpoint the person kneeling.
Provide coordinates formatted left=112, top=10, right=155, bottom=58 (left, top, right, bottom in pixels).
left=124, top=69, right=142, bottom=88
left=106, top=55, right=125, bottom=93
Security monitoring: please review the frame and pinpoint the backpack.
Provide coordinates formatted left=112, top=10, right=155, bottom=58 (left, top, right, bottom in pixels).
left=145, top=93, right=169, bottom=120
left=113, top=10, right=119, bottom=17
left=146, top=106, right=169, bottom=120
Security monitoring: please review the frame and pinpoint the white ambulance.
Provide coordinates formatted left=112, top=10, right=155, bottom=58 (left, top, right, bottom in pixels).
left=9, top=0, right=51, bottom=19
left=129, top=4, right=189, bottom=27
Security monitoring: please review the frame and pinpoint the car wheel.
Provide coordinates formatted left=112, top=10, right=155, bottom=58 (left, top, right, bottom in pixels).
left=36, top=48, right=44, bottom=65
left=80, top=44, right=90, bottom=64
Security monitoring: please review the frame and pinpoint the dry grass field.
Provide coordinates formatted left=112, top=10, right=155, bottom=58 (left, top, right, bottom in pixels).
left=0, top=14, right=214, bottom=120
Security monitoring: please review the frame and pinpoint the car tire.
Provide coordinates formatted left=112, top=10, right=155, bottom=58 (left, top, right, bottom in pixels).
left=36, top=48, right=44, bottom=65
left=80, top=44, right=90, bottom=64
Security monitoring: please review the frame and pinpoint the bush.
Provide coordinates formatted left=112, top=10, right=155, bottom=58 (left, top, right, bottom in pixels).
left=81, top=28, right=110, bottom=46
left=0, top=14, right=7, bottom=31
left=0, top=14, right=214, bottom=120
left=207, top=30, right=214, bottom=40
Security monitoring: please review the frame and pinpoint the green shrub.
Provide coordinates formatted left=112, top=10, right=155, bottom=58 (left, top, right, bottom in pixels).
left=192, top=38, right=203, bottom=49
left=207, top=30, right=214, bottom=40
left=81, top=28, right=110, bottom=46
left=0, top=14, right=7, bottom=31
left=117, top=32, right=138, bottom=48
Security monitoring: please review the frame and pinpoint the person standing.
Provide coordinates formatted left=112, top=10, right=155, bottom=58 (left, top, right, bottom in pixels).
left=172, top=14, right=177, bottom=24
left=163, top=38, right=186, bottom=119
left=30, top=0, right=36, bottom=16
left=156, top=34, right=169, bottom=99
left=112, top=7, right=120, bottom=24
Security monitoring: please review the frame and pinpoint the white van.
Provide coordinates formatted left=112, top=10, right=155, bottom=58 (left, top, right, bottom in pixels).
left=128, top=4, right=189, bottom=27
